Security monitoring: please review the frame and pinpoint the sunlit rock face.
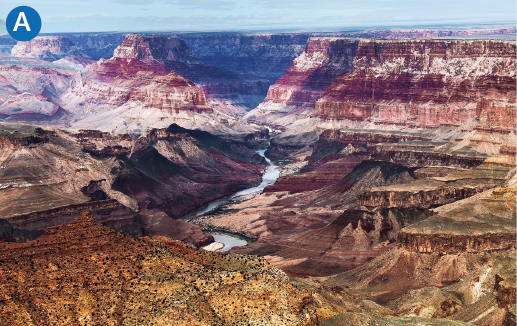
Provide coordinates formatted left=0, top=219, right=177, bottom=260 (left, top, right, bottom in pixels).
left=11, top=36, right=89, bottom=61
left=246, top=38, right=516, bottom=131
left=59, top=35, right=219, bottom=134
left=0, top=57, right=79, bottom=121
left=316, top=39, right=516, bottom=128
left=243, top=38, right=360, bottom=126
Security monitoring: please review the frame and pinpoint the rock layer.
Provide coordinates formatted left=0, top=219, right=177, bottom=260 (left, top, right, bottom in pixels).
left=399, top=187, right=516, bottom=254
left=316, top=39, right=516, bottom=128
left=11, top=36, right=88, bottom=61
left=246, top=38, right=516, bottom=131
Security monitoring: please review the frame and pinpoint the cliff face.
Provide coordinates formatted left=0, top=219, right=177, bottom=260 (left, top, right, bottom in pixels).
left=246, top=38, right=516, bottom=130
left=11, top=36, right=88, bottom=61
left=243, top=38, right=359, bottom=125
left=357, top=155, right=514, bottom=209
left=316, top=39, right=516, bottom=128
left=175, top=33, right=310, bottom=83
left=113, top=34, right=199, bottom=63
left=398, top=186, right=516, bottom=254
left=0, top=212, right=318, bottom=325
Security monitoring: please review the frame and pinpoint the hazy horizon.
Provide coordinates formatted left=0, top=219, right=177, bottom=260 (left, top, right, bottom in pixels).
left=1, top=0, right=515, bottom=34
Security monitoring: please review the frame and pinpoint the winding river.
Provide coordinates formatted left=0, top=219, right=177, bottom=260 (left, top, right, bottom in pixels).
left=196, top=149, right=280, bottom=252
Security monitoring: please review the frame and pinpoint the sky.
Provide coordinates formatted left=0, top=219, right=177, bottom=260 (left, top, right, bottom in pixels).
left=0, top=0, right=515, bottom=33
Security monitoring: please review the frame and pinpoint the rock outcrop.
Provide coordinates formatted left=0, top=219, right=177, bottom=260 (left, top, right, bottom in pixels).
left=357, top=155, right=515, bottom=209
left=113, top=34, right=270, bottom=114
left=11, top=36, right=88, bottom=61
left=61, top=34, right=266, bottom=134
left=398, top=186, right=516, bottom=254
left=0, top=212, right=318, bottom=325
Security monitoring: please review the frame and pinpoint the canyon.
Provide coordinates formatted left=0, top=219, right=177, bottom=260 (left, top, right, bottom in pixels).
left=0, top=28, right=515, bottom=325
left=0, top=121, right=267, bottom=247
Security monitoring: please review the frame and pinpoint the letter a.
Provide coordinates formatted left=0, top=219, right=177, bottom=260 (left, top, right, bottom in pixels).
left=13, top=12, right=31, bottom=32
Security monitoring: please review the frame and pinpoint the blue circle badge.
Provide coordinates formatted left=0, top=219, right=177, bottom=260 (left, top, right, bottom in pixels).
left=6, top=6, right=41, bottom=42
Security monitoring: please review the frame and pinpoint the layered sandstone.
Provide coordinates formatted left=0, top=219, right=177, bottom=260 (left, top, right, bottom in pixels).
left=243, top=38, right=359, bottom=125
left=68, top=56, right=210, bottom=111
left=322, top=244, right=515, bottom=325
left=357, top=155, right=515, bottom=209
left=11, top=36, right=88, bottom=61
left=112, top=34, right=270, bottom=113
left=398, top=186, right=516, bottom=254
left=0, top=212, right=318, bottom=325
left=245, top=38, right=516, bottom=131
left=315, top=39, right=516, bottom=128
left=113, top=34, right=199, bottom=63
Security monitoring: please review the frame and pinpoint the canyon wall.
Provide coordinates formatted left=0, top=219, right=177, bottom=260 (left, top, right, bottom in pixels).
left=246, top=38, right=516, bottom=131
left=243, top=38, right=359, bottom=125
left=59, top=35, right=227, bottom=134
left=0, top=123, right=266, bottom=246
left=10, top=36, right=88, bottom=60
left=315, top=39, right=516, bottom=128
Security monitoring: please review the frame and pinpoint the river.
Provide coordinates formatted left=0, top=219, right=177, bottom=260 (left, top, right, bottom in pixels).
left=194, top=149, right=279, bottom=217
left=196, top=148, right=280, bottom=252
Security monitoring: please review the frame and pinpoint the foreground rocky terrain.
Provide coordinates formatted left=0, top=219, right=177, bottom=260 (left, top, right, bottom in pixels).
left=0, top=212, right=318, bottom=325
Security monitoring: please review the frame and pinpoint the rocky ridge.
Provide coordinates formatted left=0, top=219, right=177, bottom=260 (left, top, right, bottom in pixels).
left=0, top=212, right=318, bottom=325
